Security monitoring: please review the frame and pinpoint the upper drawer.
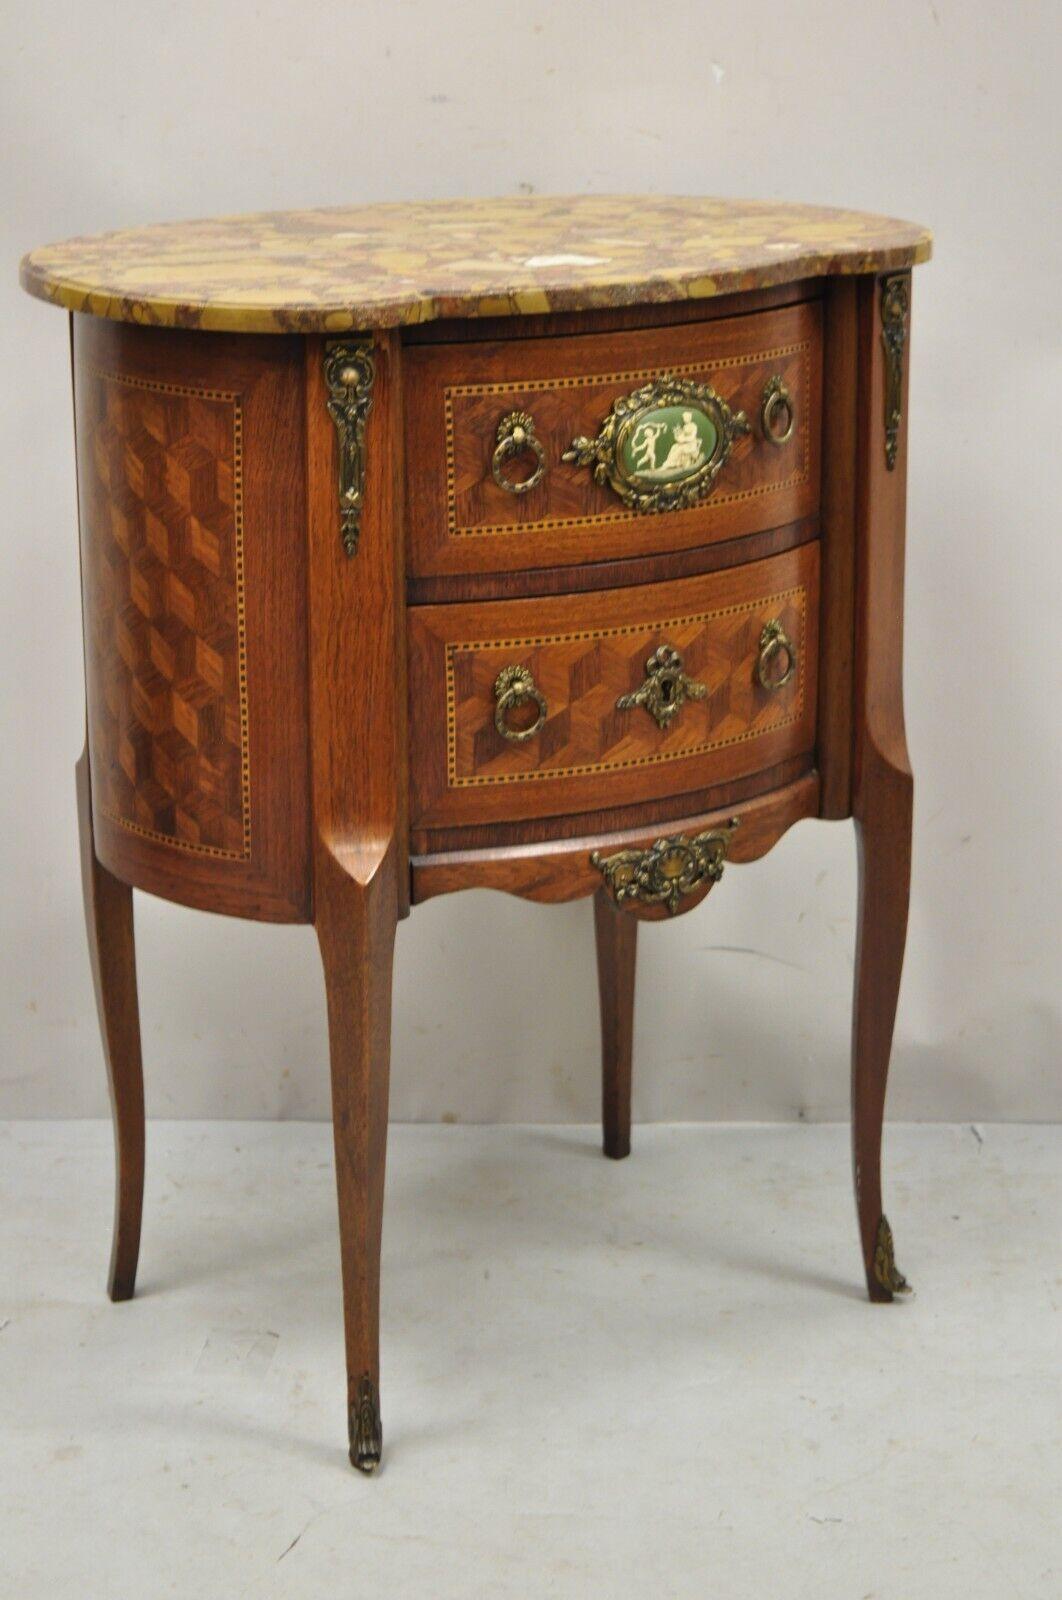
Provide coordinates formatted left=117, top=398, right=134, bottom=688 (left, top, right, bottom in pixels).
left=408, top=541, right=819, bottom=830
left=404, top=298, right=821, bottom=580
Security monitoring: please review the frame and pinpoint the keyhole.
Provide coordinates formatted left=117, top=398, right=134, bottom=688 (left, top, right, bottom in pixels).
left=660, top=676, right=675, bottom=704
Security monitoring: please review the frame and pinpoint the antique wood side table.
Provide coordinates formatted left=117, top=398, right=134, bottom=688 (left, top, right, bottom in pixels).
left=21, top=197, right=931, bottom=1471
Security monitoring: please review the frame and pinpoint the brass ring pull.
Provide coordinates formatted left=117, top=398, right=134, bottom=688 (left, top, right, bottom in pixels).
left=493, top=665, right=547, bottom=742
left=757, top=620, right=796, bottom=691
left=760, top=376, right=795, bottom=447
left=492, top=411, right=546, bottom=495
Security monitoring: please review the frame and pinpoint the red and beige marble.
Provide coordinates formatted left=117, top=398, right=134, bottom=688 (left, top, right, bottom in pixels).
left=21, top=195, right=931, bottom=335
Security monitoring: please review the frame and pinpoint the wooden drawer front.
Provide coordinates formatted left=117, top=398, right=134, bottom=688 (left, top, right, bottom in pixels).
left=409, top=543, right=819, bottom=828
left=404, top=299, right=821, bottom=580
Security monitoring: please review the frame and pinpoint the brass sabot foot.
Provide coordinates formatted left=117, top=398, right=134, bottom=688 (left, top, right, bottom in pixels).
left=349, top=1374, right=383, bottom=1474
left=872, top=1214, right=912, bottom=1299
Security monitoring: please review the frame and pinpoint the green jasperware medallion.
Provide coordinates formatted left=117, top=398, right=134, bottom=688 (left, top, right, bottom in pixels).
left=564, top=375, right=750, bottom=514
left=618, top=404, right=718, bottom=484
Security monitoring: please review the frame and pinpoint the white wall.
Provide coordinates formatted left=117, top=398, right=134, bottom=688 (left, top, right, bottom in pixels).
left=2, top=0, right=1059, bottom=1122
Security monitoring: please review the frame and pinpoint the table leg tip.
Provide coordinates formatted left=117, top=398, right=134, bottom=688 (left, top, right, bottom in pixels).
left=869, top=1214, right=912, bottom=1299
left=349, top=1374, right=383, bottom=1475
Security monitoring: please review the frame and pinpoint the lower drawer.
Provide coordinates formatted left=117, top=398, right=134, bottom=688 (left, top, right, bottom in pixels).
left=408, top=542, right=819, bottom=829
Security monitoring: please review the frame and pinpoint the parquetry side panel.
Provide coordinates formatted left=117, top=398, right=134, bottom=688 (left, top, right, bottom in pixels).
left=74, top=317, right=311, bottom=921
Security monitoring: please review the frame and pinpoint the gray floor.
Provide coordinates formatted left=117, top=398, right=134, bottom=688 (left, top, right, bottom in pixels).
left=1, top=1121, right=1058, bottom=1598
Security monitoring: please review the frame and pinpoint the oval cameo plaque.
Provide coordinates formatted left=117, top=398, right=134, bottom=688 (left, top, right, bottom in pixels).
left=564, top=375, right=749, bottom=514
left=618, top=404, right=719, bottom=485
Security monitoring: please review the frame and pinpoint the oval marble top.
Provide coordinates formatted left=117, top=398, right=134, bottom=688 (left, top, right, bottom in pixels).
left=20, top=195, right=931, bottom=335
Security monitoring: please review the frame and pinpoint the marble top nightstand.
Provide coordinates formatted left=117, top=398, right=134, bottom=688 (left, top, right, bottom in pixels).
left=21, top=195, right=930, bottom=1470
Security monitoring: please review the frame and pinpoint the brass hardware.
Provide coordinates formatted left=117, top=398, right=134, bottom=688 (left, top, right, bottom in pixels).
left=756, top=619, right=796, bottom=691
left=592, top=818, right=740, bottom=915
left=616, top=643, right=707, bottom=731
left=493, top=664, right=547, bottom=742
left=872, top=1215, right=911, bottom=1298
left=563, top=374, right=749, bottom=514
left=492, top=410, right=546, bottom=495
left=324, top=342, right=375, bottom=557
left=880, top=274, right=910, bottom=471
left=350, top=1373, right=383, bottom=1473
left=760, top=375, right=795, bottom=446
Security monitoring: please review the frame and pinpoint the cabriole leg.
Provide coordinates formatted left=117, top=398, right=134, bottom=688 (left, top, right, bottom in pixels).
left=315, top=852, right=397, bottom=1472
left=594, top=890, right=637, bottom=1160
left=852, top=756, right=913, bottom=1302
left=75, top=747, right=145, bottom=1302
left=850, top=269, right=916, bottom=1302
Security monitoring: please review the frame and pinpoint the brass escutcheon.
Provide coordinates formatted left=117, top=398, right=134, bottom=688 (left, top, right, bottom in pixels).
left=880, top=273, right=910, bottom=471
left=616, top=643, right=707, bottom=731
left=493, top=664, right=548, bottom=742
left=592, top=818, right=740, bottom=915
left=492, top=411, right=546, bottom=495
left=562, top=374, right=749, bottom=514
left=760, top=375, right=795, bottom=446
left=324, top=341, right=376, bottom=557
left=756, top=619, right=796, bottom=691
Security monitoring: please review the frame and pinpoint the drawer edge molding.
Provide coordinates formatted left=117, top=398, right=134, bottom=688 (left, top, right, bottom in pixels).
left=405, top=515, right=818, bottom=605
left=410, top=773, right=820, bottom=907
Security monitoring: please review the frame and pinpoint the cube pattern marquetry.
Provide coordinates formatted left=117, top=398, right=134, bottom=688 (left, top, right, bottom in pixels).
left=79, top=369, right=250, bottom=858
left=446, top=586, right=807, bottom=787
